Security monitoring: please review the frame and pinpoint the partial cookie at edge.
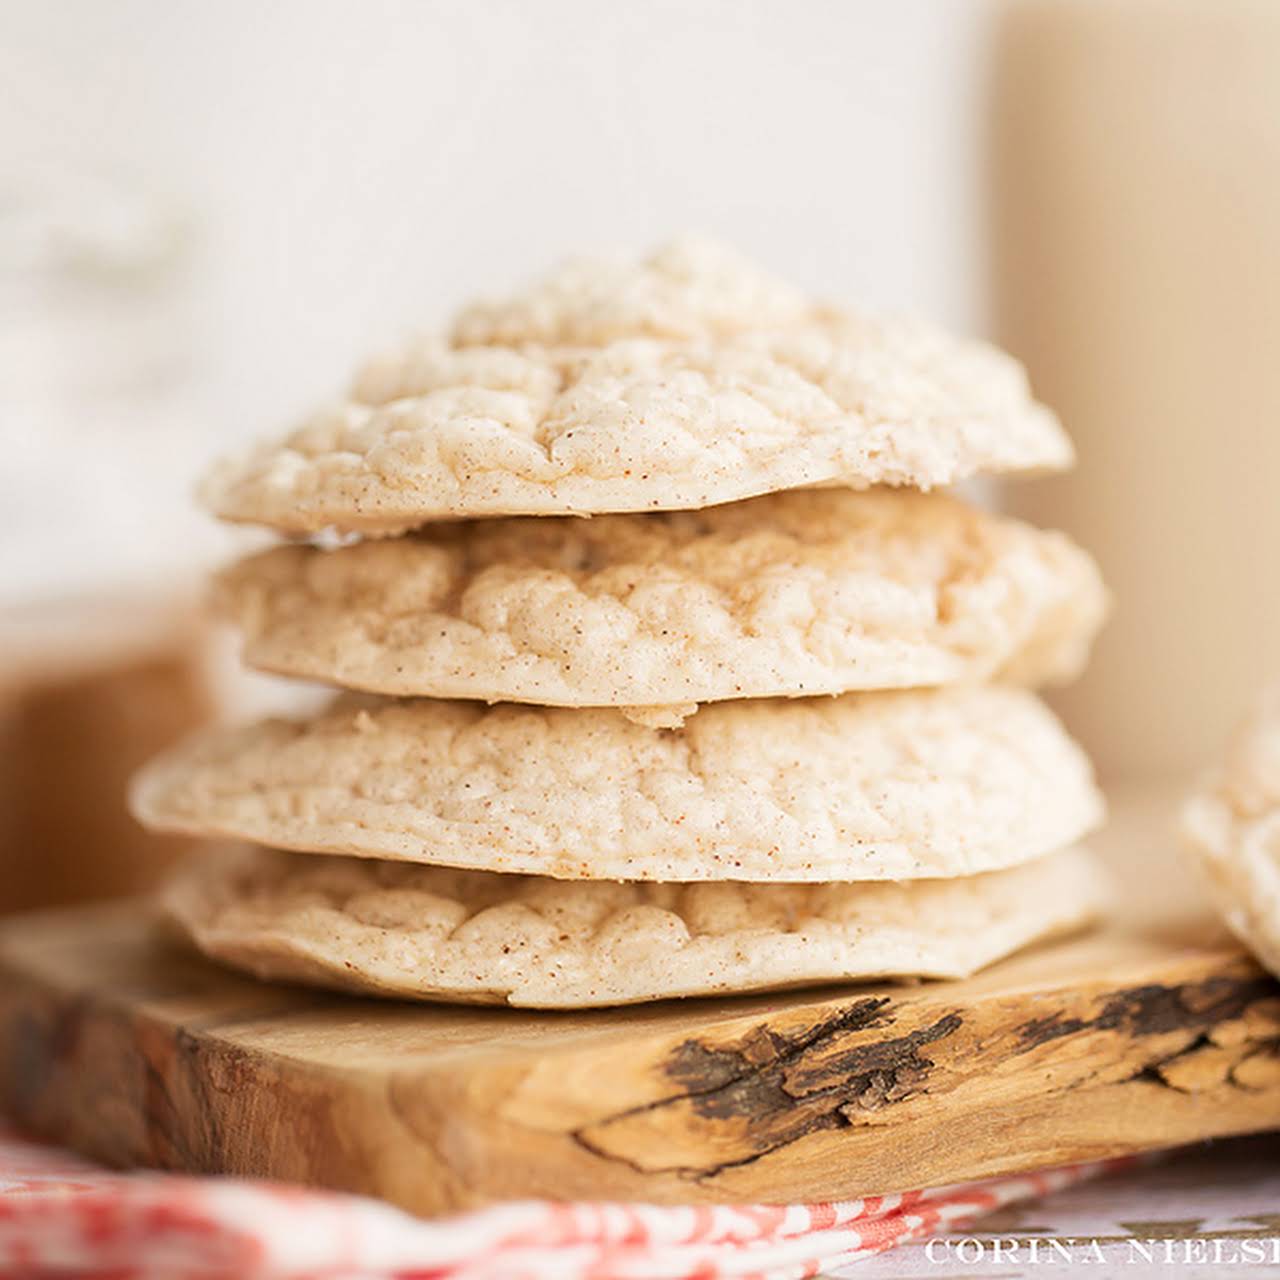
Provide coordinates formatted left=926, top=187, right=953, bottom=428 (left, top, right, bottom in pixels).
left=1183, top=687, right=1280, bottom=977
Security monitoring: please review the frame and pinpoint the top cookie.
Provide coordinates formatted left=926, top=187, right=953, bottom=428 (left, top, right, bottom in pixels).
left=200, top=239, right=1073, bottom=534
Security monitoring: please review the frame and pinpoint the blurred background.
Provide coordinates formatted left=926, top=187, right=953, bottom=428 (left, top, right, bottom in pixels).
left=3, top=0, right=1278, bottom=909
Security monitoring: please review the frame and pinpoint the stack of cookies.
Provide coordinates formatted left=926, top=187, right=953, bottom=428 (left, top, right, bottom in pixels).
left=132, top=239, right=1109, bottom=1008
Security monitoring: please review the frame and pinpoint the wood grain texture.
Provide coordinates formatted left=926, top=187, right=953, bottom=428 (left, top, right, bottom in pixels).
left=1, top=788, right=1279, bottom=1215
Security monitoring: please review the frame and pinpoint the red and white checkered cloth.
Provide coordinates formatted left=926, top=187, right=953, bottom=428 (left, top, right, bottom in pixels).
left=0, top=1124, right=1122, bottom=1279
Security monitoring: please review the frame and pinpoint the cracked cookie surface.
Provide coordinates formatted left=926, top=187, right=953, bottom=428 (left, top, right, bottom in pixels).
left=216, top=489, right=1106, bottom=705
left=132, top=686, right=1103, bottom=882
left=200, top=239, right=1072, bottom=533
left=163, top=842, right=1106, bottom=1007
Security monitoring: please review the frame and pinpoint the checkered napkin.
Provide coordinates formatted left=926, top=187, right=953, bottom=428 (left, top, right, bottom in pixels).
left=0, top=1124, right=1119, bottom=1279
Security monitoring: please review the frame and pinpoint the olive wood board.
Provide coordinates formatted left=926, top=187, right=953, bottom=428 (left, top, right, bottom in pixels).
left=1, top=785, right=1279, bottom=1217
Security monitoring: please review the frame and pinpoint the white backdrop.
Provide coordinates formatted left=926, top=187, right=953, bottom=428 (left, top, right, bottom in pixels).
left=4, top=0, right=994, bottom=439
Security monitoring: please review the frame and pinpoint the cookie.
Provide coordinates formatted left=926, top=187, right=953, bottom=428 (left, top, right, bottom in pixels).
left=216, top=490, right=1105, bottom=705
left=1183, top=687, right=1280, bottom=976
left=163, top=842, right=1106, bottom=1008
left=131, top=686, right=1103, bottom=882
left=199, top=239, right=1072, bottom=534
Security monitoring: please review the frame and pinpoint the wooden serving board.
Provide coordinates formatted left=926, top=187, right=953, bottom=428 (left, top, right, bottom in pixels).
left=1, top=787, right=1279, bottom=1216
